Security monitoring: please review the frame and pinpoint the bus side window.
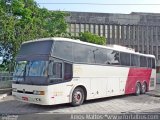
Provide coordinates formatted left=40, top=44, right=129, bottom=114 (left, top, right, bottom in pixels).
left=49, top=61, right=62, bottom=79
left=152, top=58, right=156, bottom=69
left=64, top=63, right=73, bottom=80
left=148, top=58, right=152, bottom=68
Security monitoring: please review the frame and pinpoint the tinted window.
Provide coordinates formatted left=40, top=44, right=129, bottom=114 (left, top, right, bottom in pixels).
left=110, top=51, right=120, bottom=65
left=19, top=40, right=53, bottom=56
left=94, top=48, right=107, bottom=64
left=64, top=63, right=73, bottom=80
left=73, top=44, right=120, bottom=65
left=49, top=62, right=62, bottom=79
left=120, top=52, right=130, bottom=66
left=93, top=48, right=119, bottom=65
left=53, top=41, right=73, bottom=61
left=73, top=43, right=95, bottom=63
left=140, top=56, right=147, bottom=67
left=152, top=58, right=156, bottom=69
left=26, top=61, right=48, bottom=77
left=131, top=54, right=139, bottom=67
left=148, top=58, right=152, bottom=68
left=87, top=47, right=95, bottom=64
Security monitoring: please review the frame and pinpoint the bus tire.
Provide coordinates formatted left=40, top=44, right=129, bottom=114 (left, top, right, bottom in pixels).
left=141, top=82, right=147, bottom=94
left=71, top=87, right=85, bottom=106
left=135, top=82, right=141, bottom=96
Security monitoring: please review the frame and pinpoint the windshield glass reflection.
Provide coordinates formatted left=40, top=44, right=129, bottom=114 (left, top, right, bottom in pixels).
left=13, top=61, right=27, bottom=77
left=14, top=61, right=48, bottom=77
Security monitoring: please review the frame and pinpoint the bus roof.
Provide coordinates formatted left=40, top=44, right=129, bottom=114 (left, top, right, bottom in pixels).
left=23, top=37, right=155, bottom=58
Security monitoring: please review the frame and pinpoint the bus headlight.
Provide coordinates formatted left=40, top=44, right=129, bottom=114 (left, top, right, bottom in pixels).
left=33, top=90, right=45, bottom=95
left=12, top=88, right=17, bottom=92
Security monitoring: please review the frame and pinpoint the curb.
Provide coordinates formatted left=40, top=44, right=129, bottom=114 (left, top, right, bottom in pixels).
left=0, top=88, right=12, bottom=94
left=0, top=93, right=9, bottom=100
left=0, top=88, right=12, bottom=100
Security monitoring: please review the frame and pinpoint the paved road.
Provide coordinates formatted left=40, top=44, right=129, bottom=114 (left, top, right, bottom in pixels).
left=0, top=94, right=160, bottom=115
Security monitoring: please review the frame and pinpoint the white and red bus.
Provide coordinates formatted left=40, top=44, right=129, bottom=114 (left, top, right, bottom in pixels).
left=12, top=37, right=156, bottom=106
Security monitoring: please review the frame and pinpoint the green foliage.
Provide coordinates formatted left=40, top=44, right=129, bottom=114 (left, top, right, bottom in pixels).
left=0, top=0, right=68, bottom=71
left=79, top=31, right=106, bottom=45
left=0, top=64, right=7, bottom=71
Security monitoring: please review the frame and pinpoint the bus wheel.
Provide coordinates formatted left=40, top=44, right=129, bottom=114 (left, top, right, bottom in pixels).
left=135, top=83, right=141, bottom=96
left=141, top=82, right=147, bottom=94
left=71, top=87, right=84, bottom=106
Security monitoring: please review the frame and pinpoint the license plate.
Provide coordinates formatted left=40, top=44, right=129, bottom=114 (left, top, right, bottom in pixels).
left=22, top=97, right=28, bottom=101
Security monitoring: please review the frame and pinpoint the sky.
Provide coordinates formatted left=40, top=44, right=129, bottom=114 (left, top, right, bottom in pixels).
left=35, top=0, right=160, bottom=14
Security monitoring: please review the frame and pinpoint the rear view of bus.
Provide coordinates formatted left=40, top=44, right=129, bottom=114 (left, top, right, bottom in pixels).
left=12, top=37, right=156, bottom=106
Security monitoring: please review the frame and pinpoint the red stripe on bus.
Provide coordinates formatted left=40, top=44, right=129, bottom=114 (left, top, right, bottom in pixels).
left=125, top=68, right=152, bottom=94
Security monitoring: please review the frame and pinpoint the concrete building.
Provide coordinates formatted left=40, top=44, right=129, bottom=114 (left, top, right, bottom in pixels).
left=66, top=11, right=160, bottom=65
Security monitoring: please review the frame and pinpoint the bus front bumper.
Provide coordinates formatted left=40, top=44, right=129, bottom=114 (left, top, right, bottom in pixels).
left=12, top=92, right=55, bottom=105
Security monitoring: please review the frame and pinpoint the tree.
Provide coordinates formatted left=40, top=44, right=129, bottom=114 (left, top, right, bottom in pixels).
left=0, top=0, right=68, bottom=71
left=79, top=31, right=106, bottom=45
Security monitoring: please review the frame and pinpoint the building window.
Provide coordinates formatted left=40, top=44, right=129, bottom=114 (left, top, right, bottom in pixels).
left=119, top=26, right=121, bottom=39
left=144, top=45, right=147, bottom=54
left=67, top=23, right=70, bottom=33
left=109, top=25, right=112, bottom=39
left=105, top=25, right=108, bottom=38
left=135, top=26, right=138, bottom=40
left=95, top=25, right=99, bottom=35
left=149, top=45, right=152, bottom=54
left=158, top=46, right=160, bottom=55
left=130, top=26, right=133, bottom=40
left=115, top=25, right=118, bottom=39
left=153, top=27, right=157, bottom=41
left=148, top=26, right=151, bottom=42
left=85, top=24, right=89, bottom=32
left=90, top=24, right=94, bottom=33
left=150, top=26, right=154, bottom=43
left=139, top=27, right=142, bottom=43
left=128, top=26, right=130, bottom=40
left=70, top=24, right=75, bottom=36
left=80, top=24, right=84, bottom=32
left=100, top=25, right=104, bottom=36
left=124, top=26, right=127, bottom=40
left=139, top=45, right=142, bottom=53
left=75, top=24, right=80, bottom=36
left=144, top=26, right=147, bottom=40
left=135, top=45, right=138, bottom=52
left=158, top=27, right=160, bottom=41
left=132, top=26, right=135, bottom=40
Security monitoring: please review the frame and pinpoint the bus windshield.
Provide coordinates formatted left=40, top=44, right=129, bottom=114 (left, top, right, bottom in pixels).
left=14, top=61, right=48, bottom=77
left=14, top=61, right=27, bottom=77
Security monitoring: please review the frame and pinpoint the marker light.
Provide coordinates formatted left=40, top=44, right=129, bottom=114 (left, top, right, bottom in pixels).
left=33, top=90, right=45, bottom=95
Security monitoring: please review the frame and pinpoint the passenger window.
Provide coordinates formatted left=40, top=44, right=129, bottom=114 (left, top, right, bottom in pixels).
left=120, top=52, right=130, bottom=66
left=49, top=62, right=62, bottom=79
left=131, top=54, right=139, bottom=67
left=152, top=58, right=156, bottom=69
left=140, top=56, right=147, bottom=67
left=148, top=58, right=152, bottom=68
left=64, top=63, right=73, bottom=80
